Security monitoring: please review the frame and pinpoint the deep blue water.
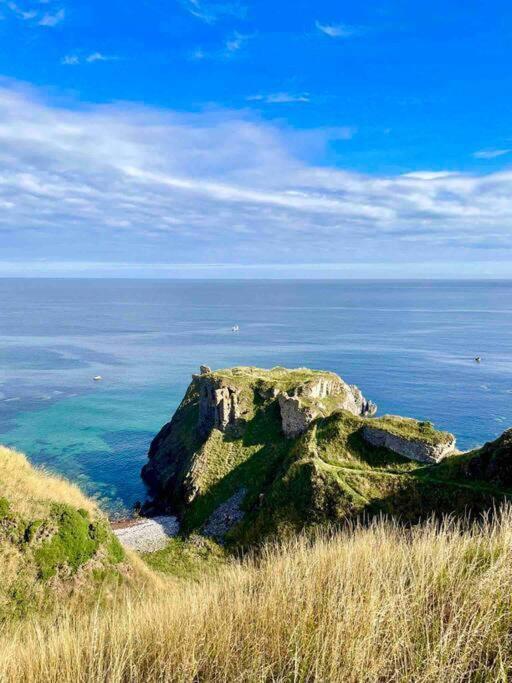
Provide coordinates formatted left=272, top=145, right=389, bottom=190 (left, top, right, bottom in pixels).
left=1, top=278, right=511, bottom=516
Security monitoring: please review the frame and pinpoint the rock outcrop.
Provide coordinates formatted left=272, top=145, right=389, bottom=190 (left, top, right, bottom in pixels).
left=362, top=418, right=456, bottom=463
left=349, top=385, right=377, bottom=417
left=278, top=395, right=319, bottom=438
left=278, top=375, right=376, bottom=438
left=197, top=374, right=243, bottom=437
left=142, top=366, right=377, bottom=518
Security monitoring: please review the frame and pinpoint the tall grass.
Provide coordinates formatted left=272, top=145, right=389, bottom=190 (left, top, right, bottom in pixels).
left=2, top=508, right=512, bottom=682
left=0, top=447, right=97, bottom=518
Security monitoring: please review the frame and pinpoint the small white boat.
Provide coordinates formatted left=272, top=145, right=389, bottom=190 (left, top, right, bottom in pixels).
left=232, top=325, right=240, bottom=332
left=474, top=357, right=481, bottom=364
left=93, top=375, right=103, bottom=381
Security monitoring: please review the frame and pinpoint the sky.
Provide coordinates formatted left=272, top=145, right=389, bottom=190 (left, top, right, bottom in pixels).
left=1, top=0, right=512, bottom=278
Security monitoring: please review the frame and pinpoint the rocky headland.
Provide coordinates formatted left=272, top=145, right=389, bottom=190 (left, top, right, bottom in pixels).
left=141, top=366, right=512, bottom=546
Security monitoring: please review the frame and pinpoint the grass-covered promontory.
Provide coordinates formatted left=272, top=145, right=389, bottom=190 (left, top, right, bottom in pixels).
left=142, top=366, right=512, bottom=546
left=0, top=446, right=142, bottom=621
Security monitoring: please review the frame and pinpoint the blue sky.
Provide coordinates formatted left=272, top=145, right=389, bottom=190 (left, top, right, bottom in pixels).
left=1, top=0, right=512, bottom=277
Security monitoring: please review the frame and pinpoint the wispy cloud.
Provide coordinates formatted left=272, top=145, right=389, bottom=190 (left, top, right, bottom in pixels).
left=181, top=0, right=246, bottom=24
left=38, top=7, right=64, bottom=26
left=315, top=20, right=362, bottom=38
left=4, top=1, right=36, bottom=20
left=86, top=52, right=115, bottom=63
left=62, top=52, right=118, bottom=66
left=61, top=54, right=79, bottom=65
left=189, top=47, right=206, bottom=61
left=2, top=81, right=512, bottom=268
left=1, top=1, right=64, bottom=26
left=473, top=149, right=511, bottom=160
left=224, top=30, right=249, bottom=54
left=247, top=92, right=310, bottom=104
left=191, top=31, right=251, bottom=60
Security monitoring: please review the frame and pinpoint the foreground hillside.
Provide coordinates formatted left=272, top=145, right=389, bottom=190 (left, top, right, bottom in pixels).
left=0, top=446, right=144, bottom=621
left=3, top=365, right=512, bottom=680
left=142, top=366, right=512, bottom=545
left=2, top=510, right=512, bottom=682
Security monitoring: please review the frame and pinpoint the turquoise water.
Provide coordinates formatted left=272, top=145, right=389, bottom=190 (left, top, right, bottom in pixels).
left=1, top=279, right=512, bottom=516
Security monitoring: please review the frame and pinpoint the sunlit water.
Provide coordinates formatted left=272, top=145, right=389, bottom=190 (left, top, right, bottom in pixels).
left=1, top=279, right=511, bottom=516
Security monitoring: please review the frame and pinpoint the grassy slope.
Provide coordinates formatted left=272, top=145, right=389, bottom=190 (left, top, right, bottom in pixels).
left=0, top=446, right=143, bottom=621
left=235, top=410, right=512, bottom=545
left=4, top=509, right=512, bottom=682
left=181, top=398, right=296, bottom=533
left=142, top=535, right=228, bottom=580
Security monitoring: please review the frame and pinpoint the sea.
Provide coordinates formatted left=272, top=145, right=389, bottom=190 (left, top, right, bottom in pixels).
left=1, top=278, right=511, bottom=517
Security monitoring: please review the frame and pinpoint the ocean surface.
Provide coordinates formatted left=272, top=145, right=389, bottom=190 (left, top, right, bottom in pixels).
left=1, top=278, right=511, bottom=517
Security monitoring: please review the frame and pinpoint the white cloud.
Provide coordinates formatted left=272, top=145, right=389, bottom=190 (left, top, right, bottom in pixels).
left=315, top=20, right=362, bottom=38
left=224, top=30, right=249, bottom=53
left=189, top=47, right=206, bottom=61
left=473, top=149, right=511, bottom=159
left=61, top=54, right=79, bottom=65
left=61, top=52, right=118, bottom=66
left=403, top=171, right=455, bottom=180
left=8, top=2, right=35, bottom=19
left=0, top=1, right=63, bottom=25
left=191, top=32, right=250, bottom=61
left=247, top=92, right=310, bottom=104
left=1, top=81, right=512, bottom=266
left=181, top=0, right=246, bottom=24
left=86, top=52, right=116, bottom=63
left=2, top=1, right=36, bottom=20
left=38, top=7, right=64, bottom=26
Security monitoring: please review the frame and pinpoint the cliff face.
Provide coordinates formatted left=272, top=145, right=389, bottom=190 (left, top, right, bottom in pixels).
left=141, top=366, right=511, bottom=546
left=194, top=366, right=376, bottom=440
left=362, top=417, right=456, bottom=464
left=277, top=374, right=376, bottom=438
left=142, top=366, right=377, bottom=514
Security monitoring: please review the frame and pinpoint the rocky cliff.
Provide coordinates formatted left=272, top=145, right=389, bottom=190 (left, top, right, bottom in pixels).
left=362, top=416, right=456, bottom=463
left=141, top=366, right=512, bottom=546
left=142, top=366, right=376, bottom=512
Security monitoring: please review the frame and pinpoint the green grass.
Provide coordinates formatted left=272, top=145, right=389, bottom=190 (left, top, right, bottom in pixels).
left=367, top=414, right=454, bottom=446
left=182, top=400, right=295, bottom=533
left=142, top=535, right=228, bottom=579
left=33, top=504, right=124, bottom=580
left=0, top=446, right=135, bottom=623
left=233, top=409, right=512, bottom=544
left=210, top=366, right=342, bottom=394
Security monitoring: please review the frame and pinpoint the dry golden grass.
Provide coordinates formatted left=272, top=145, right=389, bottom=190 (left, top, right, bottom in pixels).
left=2, top=508, right=512, bottom=682
left=0, top=446, right=97, bottom=518
left=0, top=446, right=153, bottom=621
